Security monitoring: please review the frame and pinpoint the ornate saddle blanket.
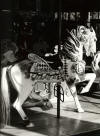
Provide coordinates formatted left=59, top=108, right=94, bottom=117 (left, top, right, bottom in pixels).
left=28, top=53, right=62, bottom=81
left=28, top=53, right=85, bottom=83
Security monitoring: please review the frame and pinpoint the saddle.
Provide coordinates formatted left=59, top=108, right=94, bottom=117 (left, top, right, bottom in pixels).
left=28, top=53, right=62, bottom=82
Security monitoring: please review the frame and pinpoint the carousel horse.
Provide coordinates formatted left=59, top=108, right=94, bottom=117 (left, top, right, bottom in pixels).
left=1, top=25, right=97, bottom=127
left=92, top=51, right=100, bottom=78
left=61, top=26, right=97, bottom=95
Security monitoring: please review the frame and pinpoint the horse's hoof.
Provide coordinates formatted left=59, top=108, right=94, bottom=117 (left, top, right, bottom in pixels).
left=23, top=120, right=34, bottom=127
left=26, top=122, right=34, bottom=128
left=76, top=108, right=84, bottom=113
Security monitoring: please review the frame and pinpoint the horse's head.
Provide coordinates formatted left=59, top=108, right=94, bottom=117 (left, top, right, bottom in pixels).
left=1, top=40, right=18, bottom=66
left=76, top=26, right=97, bottom=57
left=1, top=50, right=17, bottom=66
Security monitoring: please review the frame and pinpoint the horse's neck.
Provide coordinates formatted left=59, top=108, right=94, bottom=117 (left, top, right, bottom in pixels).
left=70, top=29, right=84, bottom=61
left=78, top=44, right=83, bottom=61
left=71, top=42, right=83, bottom=61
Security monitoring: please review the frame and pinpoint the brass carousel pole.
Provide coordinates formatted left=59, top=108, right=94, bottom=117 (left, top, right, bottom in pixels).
left=57, top=0, right=62, bottom=118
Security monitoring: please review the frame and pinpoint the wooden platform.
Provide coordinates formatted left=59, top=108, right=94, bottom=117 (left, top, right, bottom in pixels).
left=0, top=89, right=100, bottom=136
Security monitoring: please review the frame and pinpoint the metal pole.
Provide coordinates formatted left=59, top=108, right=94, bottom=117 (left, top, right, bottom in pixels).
left=57, top=0, right=61, bottom=118
left=87, top=12, right=91, bottom=27
left=57, top=82, right=61, bottom=118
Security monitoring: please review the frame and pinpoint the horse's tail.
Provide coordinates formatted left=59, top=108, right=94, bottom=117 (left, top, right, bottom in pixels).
left=0, top=67, right=10, bottom=128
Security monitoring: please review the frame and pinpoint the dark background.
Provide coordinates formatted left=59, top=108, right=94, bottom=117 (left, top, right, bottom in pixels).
left=0, top=0, right=100, bottom=59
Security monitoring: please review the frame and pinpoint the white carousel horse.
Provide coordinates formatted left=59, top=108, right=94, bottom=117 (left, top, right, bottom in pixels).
left=92, top=51, right=100, bottom=78
left=1, top=26, right=97, bottom=127
left=1, top=53, right=61, bottom=127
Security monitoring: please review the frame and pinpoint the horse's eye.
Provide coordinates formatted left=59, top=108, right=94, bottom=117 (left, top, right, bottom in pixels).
left=93, top=38, right=96, bottom=42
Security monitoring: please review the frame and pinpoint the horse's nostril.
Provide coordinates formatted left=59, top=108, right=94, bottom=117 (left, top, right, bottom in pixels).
left=98, top=62, right=100, bottom=67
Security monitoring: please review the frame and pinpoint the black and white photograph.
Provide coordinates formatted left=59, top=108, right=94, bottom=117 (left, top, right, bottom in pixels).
left=0, top=0, right=100, bottom=136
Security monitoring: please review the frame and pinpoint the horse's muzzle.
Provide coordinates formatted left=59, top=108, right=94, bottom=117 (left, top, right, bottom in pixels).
left=90, top=52, right=95, bottom=58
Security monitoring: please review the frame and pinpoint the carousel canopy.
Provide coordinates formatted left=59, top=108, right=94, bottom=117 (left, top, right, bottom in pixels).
left=59, top=0, right=100, bottom=11
left=0, top=0, right=100, bottom=11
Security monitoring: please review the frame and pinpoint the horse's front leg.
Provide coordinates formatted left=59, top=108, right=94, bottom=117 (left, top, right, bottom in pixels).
left=79, top=73, right=96, bottom=94
left=68, top=84, right=84, bottom=113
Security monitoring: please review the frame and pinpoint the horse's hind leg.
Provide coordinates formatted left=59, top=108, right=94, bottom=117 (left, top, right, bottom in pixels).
left=13, top=97, right=29, bottom=121
left=80, top=73, right=96, bottom=94
left=10, top=64, right=35, bottom=126
left=13, top=80, right=35, bottom=126
left=69, top=84, right=84, bottom=113
left=13, top=95, right=34, bottom=127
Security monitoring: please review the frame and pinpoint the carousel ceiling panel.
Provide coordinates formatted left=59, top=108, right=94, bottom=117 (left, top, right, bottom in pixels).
left=52, top=0, right=100, bottom=11
left=0, top=0, right=100, bottom=11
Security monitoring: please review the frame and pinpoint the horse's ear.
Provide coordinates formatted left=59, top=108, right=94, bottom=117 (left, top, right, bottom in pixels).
left=90, top=26, right=94, bottom=32
left=71, top=29, right=77, bottom=35
left=79, top=26, right=86, bottom=31
left=79, top=26, right=87, bottom=34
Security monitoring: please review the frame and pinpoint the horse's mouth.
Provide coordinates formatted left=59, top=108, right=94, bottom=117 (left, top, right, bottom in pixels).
left=90, top=52, right=95, bottom=57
